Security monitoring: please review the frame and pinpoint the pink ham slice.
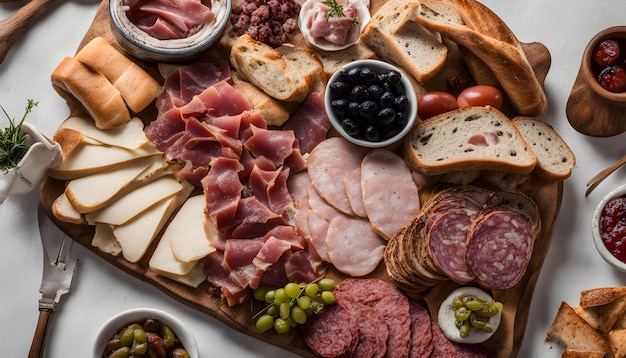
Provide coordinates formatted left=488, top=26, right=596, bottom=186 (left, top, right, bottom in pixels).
left=306, top=208, right=331, bottom=263
left=201, top=157, right=244, bottom=230
left=326, top=215, right=386, bottom=276
left=281, top=92, right=331, bottom=154
left=127, top=0, right=215, bottom=40
left=307, top=137, right=369, bottom=215
left=203, top=251, right=248, bottom=306
left=361, top=149, right=420, bottom=240
left=344, top=167, right=367, bottom=218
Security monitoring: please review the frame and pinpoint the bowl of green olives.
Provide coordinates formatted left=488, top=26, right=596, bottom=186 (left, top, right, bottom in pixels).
left=93, top=308, right=198, bottom=358
left=325, top=59, right=417, bottom=148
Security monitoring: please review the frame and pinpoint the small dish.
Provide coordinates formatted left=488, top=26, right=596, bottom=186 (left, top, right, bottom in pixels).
left=566, top=26, right=626, bottom=137
left=592, top=183, right=626, bottom=272
left=325, top=59, right=417, bottom=148
left=0, top=122, right=62, bottom=204
left=298, top=0, right=370, bottom=52
left=109, top=0, right=231, bottom=63
left=92, top=308, right=199, bottom=358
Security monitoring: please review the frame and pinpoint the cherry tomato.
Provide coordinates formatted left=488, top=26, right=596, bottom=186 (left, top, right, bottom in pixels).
left=457, top=85, right=503, bottom=109
left=417, top=91, right=458, bottom=119
left=592, top=39, right=620, bottom=67
left=597, top=65, right=626, bottom=92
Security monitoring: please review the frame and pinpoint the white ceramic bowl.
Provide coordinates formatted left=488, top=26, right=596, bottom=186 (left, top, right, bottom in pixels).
left=298, top=0, right=371, bottom=52
left=109, top=0, right=231, bottom=63
left=592, top=183, right=626, bottom=272
left=92, top=308, right=198, bottom=358
left=325, top=59, right=417, bottom=148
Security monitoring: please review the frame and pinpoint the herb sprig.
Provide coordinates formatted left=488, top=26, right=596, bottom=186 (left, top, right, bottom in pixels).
left=0, top=99, right=38, bottom=185
left=323, top=0, right=359, bottom=25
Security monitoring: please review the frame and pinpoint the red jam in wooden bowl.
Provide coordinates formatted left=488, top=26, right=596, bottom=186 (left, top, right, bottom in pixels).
left=600, top=196, right=626, bottom=263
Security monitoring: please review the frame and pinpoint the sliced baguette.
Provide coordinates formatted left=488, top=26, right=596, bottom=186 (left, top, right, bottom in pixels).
left=361, top=0, right=448, bottom=84
left=512, top=116, right=575, bottom=181
left=230, top=34, right=308, bottom=102
left=403, top=106, right=537, bottom=176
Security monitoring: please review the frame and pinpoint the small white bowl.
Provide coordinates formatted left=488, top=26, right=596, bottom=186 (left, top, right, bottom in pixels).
left=0, top=122, right=62, bottom=204
left=92, top=308, right=198, bottom=358
left=298, top=0, right=371, bottom=52
left=325, top=59, right=417, bottom=148
left=109, top=0, right=231, bottom=63
left=592, top=183, right=626, bottom=272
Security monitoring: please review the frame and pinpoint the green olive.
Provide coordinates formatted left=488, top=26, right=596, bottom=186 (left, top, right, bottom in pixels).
left=160, top=324, right=176, bottom=350
left=108, top=347, right=130, bottom=358
left=454, top=306, right=471, bottom=321
left=465, top=298, right=484, bottom=311
left=476, top=302, right=500, bottom=317
left=459, top=319, right=471, bottom=338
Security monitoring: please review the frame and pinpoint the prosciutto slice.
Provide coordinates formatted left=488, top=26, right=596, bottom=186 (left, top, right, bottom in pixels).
left=127, top=0, right=215, bottom=40
left=201, top=157, right=244, bottom=229
left=281, top=92, right=331, bottom=154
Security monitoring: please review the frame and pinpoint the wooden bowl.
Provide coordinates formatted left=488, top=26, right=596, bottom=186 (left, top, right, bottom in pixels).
left=567, top=26, right=626, bottom=137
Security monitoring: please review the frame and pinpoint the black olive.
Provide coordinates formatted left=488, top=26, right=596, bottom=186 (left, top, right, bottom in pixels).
left=350, top=85, right=369, bottom=102
left=330, top=81, right=350, bottom=98
left=347, top=67, right=362, bottom=84
left=393, top=95, right=408, bottom=111
left=359, top=101, right=378, bottom=119
left=360, top=67, right=378, bottom=83
left=379, top=92, right=394, bottom=108
left=331, top=99, right=349, bottom=115
left=348, top=101, right=360, bottom=115
left=365, top=125, right=381, bottom=141
left=386, top=70, right=401, bottom=84
left=341, top=118, right=360, bottom=136
left=378, top=108, right=396, bottom=125
left=367, top=85, right=383, bottom=101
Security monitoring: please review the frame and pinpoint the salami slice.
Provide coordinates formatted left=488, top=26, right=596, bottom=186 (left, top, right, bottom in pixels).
left=409, top=300, right=433, bottom=358
left=428, top=210, right=475, bottom=283
left=465, top=209, right=535, bottom=289
left=352, top=304, right=389, bottom=358
left=301, top=303, right=359, bottom=358
left=430, top=319, right=493, bottom=358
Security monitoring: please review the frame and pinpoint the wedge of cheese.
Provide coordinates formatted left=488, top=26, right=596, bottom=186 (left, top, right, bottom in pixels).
left=168, top=195, right=216, bottom=263
left=59, top=116, right=149, bottom=150
left=66, top=155, right=164, bottom=213
left=48, top=141, right=161, bottom=180
left=154, top=261, right=208, bottom=288
left=85, top=175, right=183, bottom=226
left=113, top=181, right=193, bottom=263
left=149, top=227, right=198, bottom=277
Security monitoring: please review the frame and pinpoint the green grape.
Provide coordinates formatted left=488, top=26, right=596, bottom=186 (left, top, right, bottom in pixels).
left=297, top=296, right=311, bottom=310
left=274, top=318, right=290, bottom=334
left=304, top=283, right=319, bottom=297
left=264, top=290, right=276, bottom=304
left=318, top=278, right=336, bottom=291
left=291, top=306, right=307, bottom=324
left=321, top=291, right=336, bottom=304
left=274, top=288, right=288, bottom=304
left=287, top=316, right=298, bottom=328
left=285, top=283, right=301, bottom=299
left=253, top=287, right=272, bottom=302
left=256, top=315, right=274, bottom=332
left=279, top=302, right=291, bottom=319
left=266, top=304, right=279, bottom=317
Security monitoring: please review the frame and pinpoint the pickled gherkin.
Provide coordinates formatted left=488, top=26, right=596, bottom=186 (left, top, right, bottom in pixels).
left=450, top=293, right=503, bottom=338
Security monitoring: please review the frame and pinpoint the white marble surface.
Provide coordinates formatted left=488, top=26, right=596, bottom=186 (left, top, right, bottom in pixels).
left=1, top=0, right=625, bottom=357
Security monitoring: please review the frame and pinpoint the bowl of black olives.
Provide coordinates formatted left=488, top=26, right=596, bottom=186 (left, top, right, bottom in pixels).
left=325, top=59, right=417, bottom=148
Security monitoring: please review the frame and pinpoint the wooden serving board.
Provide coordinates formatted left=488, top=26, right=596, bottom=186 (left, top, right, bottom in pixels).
left=40, top=0, right=562, bottom=356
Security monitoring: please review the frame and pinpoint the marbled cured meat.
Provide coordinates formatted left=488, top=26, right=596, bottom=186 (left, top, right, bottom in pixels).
left=352, top=303, right=389, bottom=358
left=201, top=157, right=244, bottom=229
left=465, top=209, right=535, bottom=289
left=428, top=210, right=476, bottom=284
left=301, top=303, right=359, bottom=358
left=281, top=92, right=331, bottom=154
left=127, top=0, right=215, bottom=40
left=408, top=300, right=433, bottom=358
left=430, top=319, right=493, bottom=358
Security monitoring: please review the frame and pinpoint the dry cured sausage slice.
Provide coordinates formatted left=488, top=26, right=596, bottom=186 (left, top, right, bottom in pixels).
left=307, top=137, right=369, bottom=215
left=465, top=209, right=535, bottom=289
left=409, top=300, right=433, bottom=358
left=352, top=303, right=389, bottom=358
left=301, top=303, right=359, bottom=358
left=428, top=210, right=475, bottom=284
left=430, top=319, right=493, bottom=357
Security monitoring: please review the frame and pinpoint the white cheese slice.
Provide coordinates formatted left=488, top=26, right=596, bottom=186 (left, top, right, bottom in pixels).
left=113, top=182, right=193, bottom=263
left=60, top=116, right=148, bottom=149
left=91, top=223, right=122, bottom=256
left=169, top=195, right=216, bottom=263
left=85, top=175, right=183, bottom=226
left=66, top=155, right=163, bottom=213
left=48, top=141, right=161, bottom=180
left=154, top=261, right=207, bottom=288
left=149, top=229, right=198, bottom=277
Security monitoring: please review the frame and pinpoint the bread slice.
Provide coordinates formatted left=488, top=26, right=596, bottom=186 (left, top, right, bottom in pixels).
left=311, top=40, right=376, bottom=79
left=276, top=43, right=326, bottom=93
left=230, top=34, right=308, bottom=102
left=403, top=106, right=537, bottom=176
left=574, top=296, right=626, bottom=333
left=545, top=301, right=611, bottom=354
left=562, top=349, right=607, bottom=358
left=361, top=0, right=447, bottom=84
left=512, top=116, right=575, bottom=181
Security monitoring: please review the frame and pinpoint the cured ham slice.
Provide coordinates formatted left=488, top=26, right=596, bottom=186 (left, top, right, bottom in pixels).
left=127, top=0, right=215, bottom=40
left=326, top=215, right=386, bottom=276
left=361, top=149, right=420, bottom=240
left=307, top=137, right=369, bottom=215
left=306, top=209, right=331, bottom=263
left=344, top=167, right=367, bottom=218
left=203, top=251, right=248, bottom=306
left=281, top=92, right=331, bottom=154
left=306, top=184, right=342, bottom=222
left=244, top=125, right=299, bottom=168
left=201, top=157, right=244, bottom=229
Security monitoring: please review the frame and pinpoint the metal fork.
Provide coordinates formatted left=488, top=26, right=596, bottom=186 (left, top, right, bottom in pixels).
left=28, top=207, right=78, bottom=358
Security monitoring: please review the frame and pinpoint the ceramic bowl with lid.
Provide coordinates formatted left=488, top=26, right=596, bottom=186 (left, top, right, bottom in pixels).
left=325, top=59, right=417, bottom=148
left=592, top=183, right=626, bottom=272
left=109, top=0, right=231, bottom=63
left=92, top=308, right=199, bottom=358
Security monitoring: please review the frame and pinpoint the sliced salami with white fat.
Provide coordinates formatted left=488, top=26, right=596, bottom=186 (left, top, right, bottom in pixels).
left=307, top=137, right=369, bottom=215
left=465, top=209, right=535, bottom=289
left=361, top=149, right=420, bottom=240
left=302, top=303, right=359, bottom=358
left=326, top=215, right=386, bottom=276
left=428, top=210, right=475, bottom=284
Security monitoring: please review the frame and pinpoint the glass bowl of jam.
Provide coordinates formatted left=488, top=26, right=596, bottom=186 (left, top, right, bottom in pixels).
left=593, top=183, right=626, bottom=272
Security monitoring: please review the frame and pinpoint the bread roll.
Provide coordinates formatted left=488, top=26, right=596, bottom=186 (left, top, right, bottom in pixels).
left=51, top=56, right=131, bottom=129
left=75, top=37, right=162, bottom=113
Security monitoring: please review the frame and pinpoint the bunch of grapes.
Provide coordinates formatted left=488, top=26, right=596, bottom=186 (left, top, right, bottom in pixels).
left=252, top=278, right=336, bottom=334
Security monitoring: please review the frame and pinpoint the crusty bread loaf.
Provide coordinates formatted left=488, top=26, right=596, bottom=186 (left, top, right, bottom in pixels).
left=276, top=43, right=326, bottom=93
left=403, top=106, right=537, bottom=176
left=512, top=116, right=575, bottom=181
left=75, top=37, right=162, bottom=113
left=51, top=56, right=131, bottom=129
left=232, top=80, right=290, bottom=126
left=230, top=34, right=308, bottom=102
left=361, top=0, right=448, bottom=84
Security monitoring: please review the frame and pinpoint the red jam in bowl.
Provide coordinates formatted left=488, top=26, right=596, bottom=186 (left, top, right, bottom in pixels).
left=600, top=196, right=626, bottom=263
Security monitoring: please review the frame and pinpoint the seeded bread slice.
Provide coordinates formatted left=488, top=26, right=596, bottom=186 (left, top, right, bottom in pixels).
left=230, top=34, right=308, bottom=102
left=512, top=116, right=575, bottom=181
left=403, top=106, right=537, bottom=176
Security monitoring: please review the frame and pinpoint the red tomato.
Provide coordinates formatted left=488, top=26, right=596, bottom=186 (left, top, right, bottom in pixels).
left=457, top=85, right=503, bottom=109
left=417, top=91, right=458, bottom=119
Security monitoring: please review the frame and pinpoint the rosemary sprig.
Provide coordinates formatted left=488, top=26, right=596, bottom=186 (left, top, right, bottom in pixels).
left=0, top=99, right=38, bottom=185
left=323, top=0, right=359, bottom=25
